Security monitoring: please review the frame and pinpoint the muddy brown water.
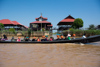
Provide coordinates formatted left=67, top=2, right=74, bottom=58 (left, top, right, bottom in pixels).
left=0, top=43, right=100, bottom=67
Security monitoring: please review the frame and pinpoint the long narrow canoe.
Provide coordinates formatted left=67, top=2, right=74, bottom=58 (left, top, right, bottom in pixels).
left=0, top=35, right=100, bottom=44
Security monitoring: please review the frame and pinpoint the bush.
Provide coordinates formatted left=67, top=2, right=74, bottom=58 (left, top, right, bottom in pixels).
left=9, top=28, right=15, bottom=33
left=63, top=28, right=100, bottom=37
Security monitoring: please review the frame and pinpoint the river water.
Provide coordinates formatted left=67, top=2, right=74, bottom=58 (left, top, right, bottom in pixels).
left=0, top=42, right=100, bottom=67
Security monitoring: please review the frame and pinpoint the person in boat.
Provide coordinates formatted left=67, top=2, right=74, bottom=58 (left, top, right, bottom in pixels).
left=49, top=37, right=53, bottom=41
left=11, top=36, right=16, bottom=41
left=82, top=33, right=86, bottom=38
left=67, top=34, right=71, bottom=40
left=0, top=36, right=3, bottom=41
left=3, top=34, right=7, bottom=40
left=64, top=36, right=68, bottom=40
left=0, top=36, right=2, bottom=41
left=41, top=36, right=45, bottom=41
left=23, top=36, right=26, bottom=41
left=17, top=37, right=21, bottom=42
left=32, top=37, right=36, bottom=41
left=44, top=35, right=48, bottom=41
left=60, top=35, right=64, bottom=40
left=25, top=37, right=30, bottom=41
left=37, top=37, right=41, bottom=42
left=56, top=35, right=60, bottom=40
left=72, top=34, right=76, bottom=39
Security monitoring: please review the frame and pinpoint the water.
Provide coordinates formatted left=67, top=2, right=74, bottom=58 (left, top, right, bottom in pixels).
left=0, top=42, right=100, bottom=67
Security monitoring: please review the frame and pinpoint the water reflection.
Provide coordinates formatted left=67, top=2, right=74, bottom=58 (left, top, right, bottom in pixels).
left=0, top=43, right=100, bottom=67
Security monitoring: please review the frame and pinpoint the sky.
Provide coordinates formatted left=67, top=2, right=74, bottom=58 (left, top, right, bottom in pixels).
left=0, top=0, right=100, bottom=31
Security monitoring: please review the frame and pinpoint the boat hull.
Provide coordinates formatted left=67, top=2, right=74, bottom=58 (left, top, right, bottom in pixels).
left=0, top=35, right=100, bottom=44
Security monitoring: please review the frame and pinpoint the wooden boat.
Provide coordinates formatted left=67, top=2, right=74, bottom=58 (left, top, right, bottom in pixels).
left=0, top=35, right=100, bottom=44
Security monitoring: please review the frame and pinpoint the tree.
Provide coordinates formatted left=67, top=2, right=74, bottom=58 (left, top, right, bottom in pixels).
left=88, top=24, right=95, bottom=30
left=9, top=28, right=15, bottom=33
left=0, top=23, right=4, bottom=30
left=72, top=18, right=83, bottom=29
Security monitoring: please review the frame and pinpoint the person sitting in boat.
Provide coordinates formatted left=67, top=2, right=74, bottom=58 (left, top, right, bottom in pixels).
left=64, top=36, right=68, bottom=40
left=67, top=34, right=71, bottom=40
left=11, top=36, right=16, bottom=41
left=41, top=36, right=45, bottom=41
left=72, top=34, right=76, bottom=39
left=49, top=37, right=53, bottom=41
left=25, top=37, right=30, bottom=41
left=17, top=37, right=21, bottom=42
left=60, top=35, right=64, bottom=40
left=82, top=33, right=86, bottom=38
left=32, top=37, right=36, bottom=41
left=44, top=35, right=48, bottom=41
left=3, top=34, right=8, bottom=40
left=0, top=36, right=2, bottom=41
left=56, top=35, right=60, bottom=40
left=0, top=38, right=1, bottom=41
left=37, top=37, right=41, bottom=42
left=23, top=36, right=26, bottom=41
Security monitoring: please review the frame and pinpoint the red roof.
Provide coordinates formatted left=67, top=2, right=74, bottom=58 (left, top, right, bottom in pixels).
left=0, top=19, right=28, bottom=29
left=31, top=21, right=51, bottom=23
left=47, top=24, right=53, bottom=26
left=60, top=19, right=75, bottom=22
left=35, top=16, right=47, bottom=20
left=24, top=26, right=28, bottom=28
left=57, top=15, right=75, bottom=25
left=12, top=21, right=22, bottom=25
left=0, top=19, right=14, bottom=24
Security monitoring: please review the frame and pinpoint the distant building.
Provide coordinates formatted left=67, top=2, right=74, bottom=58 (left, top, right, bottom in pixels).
left=0, top=19, right=28, bottom=30
left=30, top=15, right=52, bottom=31
left=57, top=15, right=75, bottom=31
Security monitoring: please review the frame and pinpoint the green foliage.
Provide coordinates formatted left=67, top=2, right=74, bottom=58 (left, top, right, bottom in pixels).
left=84, top=30, right=100, bottom=35
left=0, top=23, right=4, bottom=30
left=42, top=28, right=45, bottom=31
left=2, top=30, right=9, bottom=33
left=9, top=28, right=15, bottom=33
left=28, top=28, right=31, bottom=37
left=69, top=28, right=84, bottom=36
left=63, top=28, right=100, bottom=37
left=88, top=24, right=95, bottom=30
left=72, top=18, right=83, bottom=29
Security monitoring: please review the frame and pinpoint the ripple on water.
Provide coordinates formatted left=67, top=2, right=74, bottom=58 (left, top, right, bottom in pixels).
left=0, top=43, right=100, bottom=67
